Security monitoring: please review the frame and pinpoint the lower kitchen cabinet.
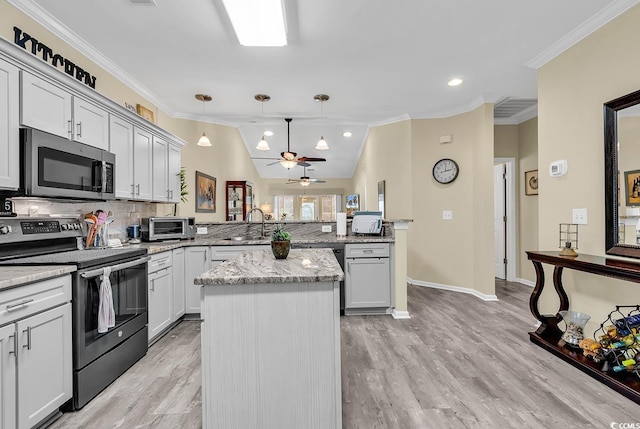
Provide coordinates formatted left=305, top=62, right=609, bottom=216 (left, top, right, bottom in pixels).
left=0, top=275, right=72, bottom=429
left=184, top=247, right=210, bottom=314
left=148, top=267, right=173, bottom=342
left=172, top=248, right=185, bottom=321
left=345, top=243, right=391, bottom=311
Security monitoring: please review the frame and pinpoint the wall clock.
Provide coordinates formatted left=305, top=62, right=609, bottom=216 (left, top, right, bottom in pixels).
left=432, top=158, right=459, bottom=184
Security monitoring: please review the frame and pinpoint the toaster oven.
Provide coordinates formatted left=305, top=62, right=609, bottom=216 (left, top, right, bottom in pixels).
left=141, top=217, right=196, bottom=241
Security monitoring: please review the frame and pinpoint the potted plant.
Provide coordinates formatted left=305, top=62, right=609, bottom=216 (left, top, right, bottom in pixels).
left=173, top=168, right=188, bottom=216
left=270, top=224, right=291, bottom=259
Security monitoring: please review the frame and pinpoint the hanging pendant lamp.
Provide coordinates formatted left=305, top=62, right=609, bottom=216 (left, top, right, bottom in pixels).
left=255, top=94, right=271, bottom=151
left=314, top=94, right=330, bottom=151
left=195, top=94, right=212, bottom=147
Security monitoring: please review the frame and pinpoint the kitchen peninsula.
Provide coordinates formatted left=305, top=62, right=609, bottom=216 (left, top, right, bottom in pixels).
left=195, top=248, right=343, bottom=429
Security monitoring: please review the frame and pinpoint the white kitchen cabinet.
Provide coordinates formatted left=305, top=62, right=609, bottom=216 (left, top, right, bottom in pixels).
left=20, top=71, right=72, bottom=139
left=17, top=304, right=72, bottom=429
left=132, top=127, right=153, bottom=201
left=0, top=58, right=19, bottom=191
left=109, top=115, right=135, bottom=199
left=172, top=248, right=186, bottom=321
left=148, top=251, right=174, bottom=343
left=73, top=97, right=109, bottom=150
left=184, top=246, right=210, bottom=314
left=345, top=243, right=391, bottom=311
left=0, top=324, right=16, bottom=429
left=152, top=135, right=169, bottom=202
left=168, top=143, right=181, bottom=204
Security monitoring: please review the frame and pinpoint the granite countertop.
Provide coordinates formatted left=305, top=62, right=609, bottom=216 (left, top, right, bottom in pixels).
left=0, top=265, right=77, bottom=291
left=195, top=248, right=344, bottom=286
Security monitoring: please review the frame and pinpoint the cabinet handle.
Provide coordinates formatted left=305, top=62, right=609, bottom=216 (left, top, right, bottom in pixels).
left=77, top=121, right=82, bottom=138
left=22, top=327, right=32, bottom=351
left=150, top=279, right=155, bottom=292
left=136, top=184, right=140, bottom=196
left=169, top=190, right=173, bottom=199
left=8, top=334, right=16, bottom=356
left=204, top=250, right=207, bottom=261
left=7, top=299, right=34, bottom=311
left=363, top=249, right=373, bottom=253
left=67, top=120, right=73, bottom=137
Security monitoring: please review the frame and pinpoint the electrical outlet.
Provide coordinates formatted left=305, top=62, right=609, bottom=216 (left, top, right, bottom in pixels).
left=572, top=208, right=588, bottom=225
left=197, top=227, right=208, bottom=234
left=322, top=225, right=332, bottom=233
left=442, top=210, right=453, bottom=220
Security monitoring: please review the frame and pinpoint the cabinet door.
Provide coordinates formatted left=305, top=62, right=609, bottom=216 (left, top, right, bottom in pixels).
left=172, top=248, right=186, bottom=321
left=133, top=127, right=153, bottom=200
left=184, top=247, right=210, bottom=314
left=16, top=304, right=72, bottom=429
left=0, top=324, right=16, bottom=429
left=168, top=144, right=181, bottom=204
left=152, top=135, right=169, bottom=202
left=0, top=59, right=19, bottom=191
left=345, top=258, right=391, bottom=308
left=148, top=268, right=173, bottom=342
left=20, top=72, right=72, bottom=139
left=109, top=115, right=135, bottom=199
left=73, top=97, right=109, bottom=150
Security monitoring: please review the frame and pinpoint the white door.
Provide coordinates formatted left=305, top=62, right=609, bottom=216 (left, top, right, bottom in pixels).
left=0, top=324, right=16, bottom=429
left=494, top=163, right=506, bottom=279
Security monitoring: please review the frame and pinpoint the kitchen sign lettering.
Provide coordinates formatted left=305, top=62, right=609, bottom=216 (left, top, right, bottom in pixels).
left=13, top=26, right=97, bottom=89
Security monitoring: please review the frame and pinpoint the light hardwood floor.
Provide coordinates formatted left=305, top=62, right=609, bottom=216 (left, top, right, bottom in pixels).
left=50, top=281, right=640, bottom=428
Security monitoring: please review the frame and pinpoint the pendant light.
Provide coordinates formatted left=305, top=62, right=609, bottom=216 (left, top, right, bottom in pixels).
left=255, top=94, right=271, bottom=151
left=195, top=94, right=212, bottom=147
left=314, top=94, right=329, bottom=151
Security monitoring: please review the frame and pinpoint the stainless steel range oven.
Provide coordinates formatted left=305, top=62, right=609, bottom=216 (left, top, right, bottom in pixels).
left=0, top=217, right=149, bottom=409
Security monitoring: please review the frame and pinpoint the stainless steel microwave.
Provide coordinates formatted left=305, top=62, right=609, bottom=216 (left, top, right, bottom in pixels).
left=141, top=217, right=196, bottom=241
left=1, top=128, right=115, bottom=200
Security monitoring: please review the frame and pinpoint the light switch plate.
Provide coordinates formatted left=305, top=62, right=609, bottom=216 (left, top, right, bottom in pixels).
left=322, top=225, right=332, bottom=232
left=442, top=210, right=453, bottom=220
left=572, top=208, right=587, bottom=225
left=197, top=227, right=208, bottom=234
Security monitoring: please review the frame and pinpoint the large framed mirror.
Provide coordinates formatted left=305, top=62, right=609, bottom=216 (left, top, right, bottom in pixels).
left=605, top=88, right=640, bottom=258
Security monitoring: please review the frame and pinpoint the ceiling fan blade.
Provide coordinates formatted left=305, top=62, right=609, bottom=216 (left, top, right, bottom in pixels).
left=252, top=157, right=281, bottom=161
left=298, top=157, right=326, bottom=162
left=309, top=178, right=326, bottom=182
left=297, top=161, right=311, bottom=167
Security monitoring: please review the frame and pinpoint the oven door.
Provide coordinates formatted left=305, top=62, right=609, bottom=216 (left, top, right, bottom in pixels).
left=73, top=256, right=149, bottom=370
left=145, top=218, right=188, bottom=241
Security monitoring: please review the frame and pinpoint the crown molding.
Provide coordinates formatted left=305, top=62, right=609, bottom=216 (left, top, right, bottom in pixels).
left=526, top=0, right=640, bottom=69
left=494, top=104, right=538, bottom=125
left=6, top=0, right=176, bottom=115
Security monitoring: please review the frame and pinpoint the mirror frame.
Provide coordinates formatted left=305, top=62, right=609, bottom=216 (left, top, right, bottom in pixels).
left=605, top=88, right=640, bottom=258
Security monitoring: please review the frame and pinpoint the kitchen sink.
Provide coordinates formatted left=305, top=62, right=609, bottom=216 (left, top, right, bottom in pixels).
left=222, top=236, right=269, bottom=241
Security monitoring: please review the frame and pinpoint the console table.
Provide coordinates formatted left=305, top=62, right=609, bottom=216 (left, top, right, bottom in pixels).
left=527, top=250, right=640, bottom=404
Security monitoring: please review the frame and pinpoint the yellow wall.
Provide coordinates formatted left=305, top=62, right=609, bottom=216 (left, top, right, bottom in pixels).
left=538, top=4, right=640, bottom=332
left=517, top=117, right=538, bottom=282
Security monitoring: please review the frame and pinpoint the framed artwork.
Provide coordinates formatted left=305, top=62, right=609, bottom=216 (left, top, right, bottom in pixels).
left=136, top=103, right=155, bottom=123
left=624, top=169, right=640, bottom=206
left=525, top=170, right=538, bottom=196
left=345, top=194, right=360, bottom=216
left=378, top=180, right=386, bottom=218
left=196, top=171, right=216, bottom=213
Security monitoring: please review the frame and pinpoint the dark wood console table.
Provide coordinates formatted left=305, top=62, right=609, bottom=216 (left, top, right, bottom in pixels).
left=527, top=250, right=640, bottom=404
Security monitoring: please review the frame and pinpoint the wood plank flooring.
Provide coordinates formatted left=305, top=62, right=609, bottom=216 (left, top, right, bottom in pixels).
left=50, top=281, right=640, bottom=428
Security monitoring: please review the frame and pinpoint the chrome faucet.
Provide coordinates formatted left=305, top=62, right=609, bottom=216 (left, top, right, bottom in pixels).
left=245, top=208, right=265, bottom=238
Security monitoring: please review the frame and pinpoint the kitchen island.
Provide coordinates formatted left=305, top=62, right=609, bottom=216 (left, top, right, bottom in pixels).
left=194, top=248, right=344, bottom=429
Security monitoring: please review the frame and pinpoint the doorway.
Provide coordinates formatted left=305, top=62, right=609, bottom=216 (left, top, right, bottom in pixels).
left=494, top=158, right=516, bottom=281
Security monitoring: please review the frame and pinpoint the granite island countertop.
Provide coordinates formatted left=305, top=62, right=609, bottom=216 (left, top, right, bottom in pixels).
left=0, top=265, right=77, bottom=291
left=195, top=248, right=344, bottom=286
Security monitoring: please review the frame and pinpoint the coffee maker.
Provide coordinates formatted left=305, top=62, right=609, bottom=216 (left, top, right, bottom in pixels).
left=127, top=211, right=141, bottom=244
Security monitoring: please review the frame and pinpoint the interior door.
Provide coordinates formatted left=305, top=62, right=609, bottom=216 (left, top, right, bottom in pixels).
left=494, top=163, right=506, bottom=279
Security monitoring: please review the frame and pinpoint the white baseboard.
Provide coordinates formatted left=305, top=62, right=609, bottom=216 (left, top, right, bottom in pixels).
left=516, top=278, right=535, bottom=287
left=391, top=310, right=411, bottom=319
left=408, top=277, right=499, bottom=301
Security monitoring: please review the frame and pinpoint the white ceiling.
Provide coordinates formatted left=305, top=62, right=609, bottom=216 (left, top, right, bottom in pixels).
left=10, top=0, right=636, bottom=179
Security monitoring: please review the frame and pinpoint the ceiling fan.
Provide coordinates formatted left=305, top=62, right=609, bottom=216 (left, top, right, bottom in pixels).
left=253, top=118, right=326, bottom=169
left=286, top=166, right=326, bottom=187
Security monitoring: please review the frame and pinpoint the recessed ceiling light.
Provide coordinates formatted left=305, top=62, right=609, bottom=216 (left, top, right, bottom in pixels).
left=448, top=78, right=463, bottom=87
left=342, top=131, right=352, bottom=138
left=264, top=130, right=274, bottom=136
left=221, top=0, right=287, bottom=47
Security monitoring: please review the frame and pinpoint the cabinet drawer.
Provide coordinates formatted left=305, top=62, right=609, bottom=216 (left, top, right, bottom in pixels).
left=0, top=275, right=71, bottom=326
left=149, top=251, right=173, bottom=274
left=345, top=243, right=389, bottom=258
left=210, top=245, right=269, bottom=261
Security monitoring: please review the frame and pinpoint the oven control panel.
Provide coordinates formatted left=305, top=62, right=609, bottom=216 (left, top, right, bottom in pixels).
left=0, top=217, right=82, bottom=241
left=21, top=220, right=61, bottom=234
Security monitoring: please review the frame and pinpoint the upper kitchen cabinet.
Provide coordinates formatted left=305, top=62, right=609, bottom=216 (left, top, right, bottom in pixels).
left=0, top=58, right=19, bottom=191
left=168, top=143, right=181, bottom=204
left=152, top=135, right=168, bottom=202
left=109, top=115, right=135, bottom=199
left=133, top=127, right=153, bottom=201
left=20, top=72, right=109, bottom=150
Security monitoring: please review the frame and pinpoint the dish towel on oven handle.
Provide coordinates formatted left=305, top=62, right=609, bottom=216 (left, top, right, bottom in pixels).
left=98, top=266, right=115, bottom=333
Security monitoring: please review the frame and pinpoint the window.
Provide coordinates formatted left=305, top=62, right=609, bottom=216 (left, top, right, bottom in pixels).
left=273, top=194, right=340, bottom=221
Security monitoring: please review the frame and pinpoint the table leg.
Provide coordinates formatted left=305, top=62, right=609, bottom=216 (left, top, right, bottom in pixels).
left=529, top=260, right=563, bottom=337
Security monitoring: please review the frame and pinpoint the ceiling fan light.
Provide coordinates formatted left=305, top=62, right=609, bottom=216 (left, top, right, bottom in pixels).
left=315, top=136, right=329, bottom=151
left=300, top=180, right=310, bottom=187
left=280, top=159, right=297, bottom=169
left=256, top=136, right=270, bottom=151
left=197, top=132, right=212, bottom=147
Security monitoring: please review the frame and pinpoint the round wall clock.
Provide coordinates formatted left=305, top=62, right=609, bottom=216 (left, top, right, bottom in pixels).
left=432, top=158, right=459, bottom=184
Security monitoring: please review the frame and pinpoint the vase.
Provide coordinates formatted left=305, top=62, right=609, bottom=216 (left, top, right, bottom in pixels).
left=559, top=310, right=591, bottom=347
left=271, top=240, right=290, bottom=259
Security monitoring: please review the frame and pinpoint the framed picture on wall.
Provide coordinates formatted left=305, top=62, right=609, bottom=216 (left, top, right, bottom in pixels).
left=196, top=171, right=216, bottom=213
left=345, top=194, right=360, bottom=217
left=525, top=170, right=538, bottom=196
left=624, top=169, right=640, bottom=206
